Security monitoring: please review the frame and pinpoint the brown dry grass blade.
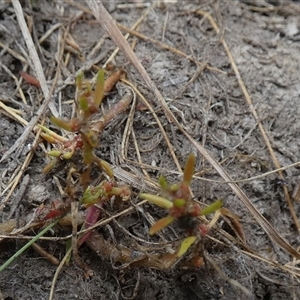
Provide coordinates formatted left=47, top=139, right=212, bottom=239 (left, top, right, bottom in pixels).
left=86, top=0, right=300, bottom=259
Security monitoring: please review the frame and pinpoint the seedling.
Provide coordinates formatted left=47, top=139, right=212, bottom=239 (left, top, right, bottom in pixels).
left=140, top=153, right=223, bottom=260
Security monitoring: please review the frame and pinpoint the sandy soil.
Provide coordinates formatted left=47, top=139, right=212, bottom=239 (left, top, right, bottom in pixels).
left=1, top=1, right=300, bottom=299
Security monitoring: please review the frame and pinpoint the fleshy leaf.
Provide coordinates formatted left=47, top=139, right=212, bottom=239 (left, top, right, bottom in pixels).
left=92, top=156, right=114, bottom=178
left=99, top=159, right=114, bottom=178
left=183, top=153, right=196, bottom=185
left=200, top=199, right=223, bottom=216
left=41, top=133, right=56, bottom=143
left=42, top=159, right=57, bottom=173
left=76, top=71, right=83, bottom=91
left=158, top=175, right=168, bottom=190
left=81, top=185, right=104, bottom=206
left=79, top=95, right=89, bottom=112
left=47, top=150, right=62, bottom=157
left=94, top=69, right=105, bottom=107
left=177, top=236, right=197, bottom=257
left=78, top=205, right=102, bottom=246
left=50, top=116, right=72, bottom=131
left=39, top=125, right=67, bottom=142
left=140, top=194, right=173, bottom=209
left=169, top=184, right=179, bottom=192
left=149, top=215, right=175, bottom=235
left=173, top=198, right=186, bottom=207
left=61, top=151, right=74, bottom=160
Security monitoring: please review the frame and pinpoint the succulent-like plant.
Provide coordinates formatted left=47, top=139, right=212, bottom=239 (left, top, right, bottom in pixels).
left=38, top=69, right=131, bottom=238
left=140, top=153, right=222, bottom=259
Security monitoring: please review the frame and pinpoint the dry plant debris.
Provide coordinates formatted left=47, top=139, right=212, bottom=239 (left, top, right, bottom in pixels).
left=1, top=0, right=300, bottom=299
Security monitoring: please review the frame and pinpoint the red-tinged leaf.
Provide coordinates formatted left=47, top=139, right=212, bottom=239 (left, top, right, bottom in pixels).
left=188, top=255, right=204, bottom=267
left=198, top=224, right=208, bottom=236
left=220, top=207, right=246, bottom=243
left=35, top=199, right=69, bottom=221
left=20, top=71, right=40, bottom=87
left=94, top=69, right=105, bottom=107
left=149, top=215, right=175, bottom=235
left=183, top=153, right=196, bottom=185
left=78, top=205, right=102, bottom=247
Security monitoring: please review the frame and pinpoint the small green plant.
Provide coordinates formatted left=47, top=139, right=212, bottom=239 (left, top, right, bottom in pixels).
left=41, top=69, right=112, bottom=177
left=140, top=153, right=222, bottom=260
left=0, top=69, right=131, bottom=274
left=39, top=69, right=131, bottom=244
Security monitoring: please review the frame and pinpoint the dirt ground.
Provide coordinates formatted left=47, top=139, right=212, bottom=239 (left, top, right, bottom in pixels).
left=1, top=0, right=300, bottom=299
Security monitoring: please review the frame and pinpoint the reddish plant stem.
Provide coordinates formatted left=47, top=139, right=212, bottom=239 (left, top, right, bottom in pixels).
left=78, top=205, right=102, bottom=247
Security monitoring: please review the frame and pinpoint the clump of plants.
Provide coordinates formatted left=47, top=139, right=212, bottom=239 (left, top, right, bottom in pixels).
left=0, top=69, right=228, bottom=274
left=0, top=68, right=132, bottom=275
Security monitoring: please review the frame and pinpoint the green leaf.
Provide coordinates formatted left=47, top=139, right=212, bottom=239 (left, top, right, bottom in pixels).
left=79, top=95, right=89, bottom=112
left=47, top=150, right=62, bottom=157
left=200, top=199, right=223, bottom=216
left=94, top=69, right=105, bottom=107
left=177, top=236, right=197, bottom=257
left=81, top=185, right=104, bottom=205
left=173, top=198, right=186, bottom=207
left=140, top=193, right=173, bottom=209
left=99, top=159, right=114, bottom=178
left=50, top=116, right=73, bottom=131
left=76, top=71, right=84, bottom=91
left=158, top=175, right=168, bottom=190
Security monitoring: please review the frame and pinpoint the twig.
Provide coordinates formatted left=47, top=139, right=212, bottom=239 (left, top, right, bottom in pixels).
left=49, top=247, right=72, bottom=300
left=6, top=174, right=30, bottom=220
left=31, top=242, right=60, bottom=265
left=12, top=0, right=58, bottom=117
